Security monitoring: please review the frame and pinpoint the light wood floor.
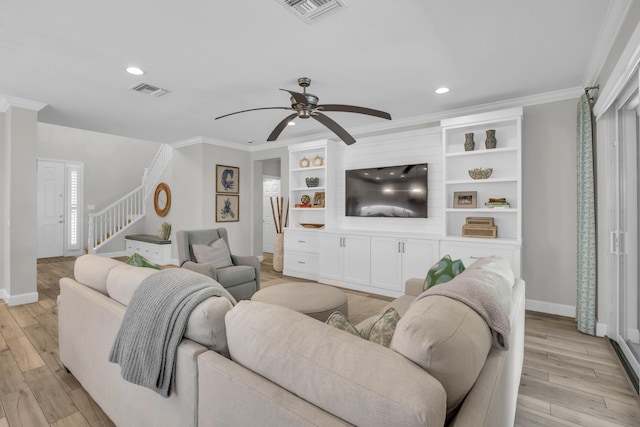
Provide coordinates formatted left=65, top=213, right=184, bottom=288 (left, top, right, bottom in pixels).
left=0, top=256, right=638, bottom=426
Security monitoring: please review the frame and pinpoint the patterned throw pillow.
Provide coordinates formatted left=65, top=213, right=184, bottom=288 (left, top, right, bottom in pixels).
left=366, top=308, right=401, bottom=348
left=126, top=253, right=162, bottom=270
left=326, top=311, right=360, bottom=337
left=423, top=255, right=465, bottom=291
left=326, top=308, right=401, bottom=348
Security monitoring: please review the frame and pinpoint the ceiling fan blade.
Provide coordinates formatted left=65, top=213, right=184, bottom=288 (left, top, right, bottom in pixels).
left=312, top=112, right=357, bottom=145
left=215, top=107, right=292, bottom=120
left=267, top=113, right=298, bottom=142
left=279, top=89, right=308, bottom=105
left=318, top=104, right=392, bottom=120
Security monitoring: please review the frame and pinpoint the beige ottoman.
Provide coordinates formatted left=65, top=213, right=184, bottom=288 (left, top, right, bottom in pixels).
left=251, top=282, right=348, bottom=321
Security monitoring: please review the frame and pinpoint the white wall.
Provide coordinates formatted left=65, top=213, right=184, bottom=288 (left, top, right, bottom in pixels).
left=333, top=127, right=443, bottom=235
left=522, top=99, right=578, bottom=311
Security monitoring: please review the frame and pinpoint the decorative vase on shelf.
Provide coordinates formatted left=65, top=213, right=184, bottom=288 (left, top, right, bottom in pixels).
left=464, top=133, right=475, bottom=151
left=485, top=129, right=497, bottom=149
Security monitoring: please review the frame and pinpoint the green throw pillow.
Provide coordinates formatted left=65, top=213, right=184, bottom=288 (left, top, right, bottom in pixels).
left=126, top=253, right=162, bottom=270
left=326, top=308, right=400, bottom=348
left=326, top=311, right=360, bottom=337
left=423, top=254, right=465, bottom=291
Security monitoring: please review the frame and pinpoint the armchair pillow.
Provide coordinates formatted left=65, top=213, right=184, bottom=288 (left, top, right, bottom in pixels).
left=192, top=238, right=233, bottom=269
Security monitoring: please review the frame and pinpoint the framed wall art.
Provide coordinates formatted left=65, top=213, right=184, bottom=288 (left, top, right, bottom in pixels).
left=216, top=194, right=239, bottom=222
left=453, top=191, right=477, bottom=208
left=216, top=164, right=239, bottom=194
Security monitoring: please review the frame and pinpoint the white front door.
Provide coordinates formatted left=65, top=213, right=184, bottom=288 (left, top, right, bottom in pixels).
left=37, top=160, right=65, bottom=258
left=263, top=177, right=281, bottom=253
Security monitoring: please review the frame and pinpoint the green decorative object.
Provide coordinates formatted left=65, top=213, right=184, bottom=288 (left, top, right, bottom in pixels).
left=156, top=221, right=171, bottom=241
left=126, top=253, right=162, bottom=270
left=423, top=254, right=465, bottom=291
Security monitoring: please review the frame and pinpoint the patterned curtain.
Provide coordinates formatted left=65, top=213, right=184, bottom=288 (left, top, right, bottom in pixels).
left=576, top=93, right=597, bottom=335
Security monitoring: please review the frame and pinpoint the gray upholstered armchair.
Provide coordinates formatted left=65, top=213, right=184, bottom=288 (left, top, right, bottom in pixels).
left=176, top=228, right=260, bottom=300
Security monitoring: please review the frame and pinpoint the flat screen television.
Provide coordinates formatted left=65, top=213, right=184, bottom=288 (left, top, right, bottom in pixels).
left=345, top=163, right=428, bottom=218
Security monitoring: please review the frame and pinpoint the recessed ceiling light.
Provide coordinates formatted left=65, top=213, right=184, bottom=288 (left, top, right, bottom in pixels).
left=287, top=121, right=296, bottom=126
left=126, top=66, right=145, bottom=76
left=435, top=87, right=450, bottom=94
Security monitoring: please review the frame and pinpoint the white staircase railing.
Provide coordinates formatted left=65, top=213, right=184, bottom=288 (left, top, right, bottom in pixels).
left=87, top=143, right=173, bottom=253
left=88, top=186, right=145, bottom=253
left=143, top=143, right=173, bottom=201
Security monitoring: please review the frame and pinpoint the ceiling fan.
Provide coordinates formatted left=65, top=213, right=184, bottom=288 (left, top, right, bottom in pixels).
left=214, top=77, right=392, bottom=145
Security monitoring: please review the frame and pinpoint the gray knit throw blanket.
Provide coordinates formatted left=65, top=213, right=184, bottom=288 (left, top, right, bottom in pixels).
left=109, top=268, right=236, bottom=397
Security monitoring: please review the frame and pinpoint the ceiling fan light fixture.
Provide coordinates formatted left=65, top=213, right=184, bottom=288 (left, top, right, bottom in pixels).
left=126, top=66, right=145, bottom=76
left=435, top=87, right=450, bottom=94
left=287, top=121, right=296, bottom=126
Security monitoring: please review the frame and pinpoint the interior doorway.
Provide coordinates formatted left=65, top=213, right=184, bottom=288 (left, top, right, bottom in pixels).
left=263, top=176, right=281, bottom=253
left=37, top=159, right=84, bottom=258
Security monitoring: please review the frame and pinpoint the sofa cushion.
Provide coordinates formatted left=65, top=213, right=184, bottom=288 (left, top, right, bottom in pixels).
left=423, top=254, right=465, bottom=290
left=391, top=295, right=492, bottom=416
left=226, top=301, right=447, bottom=427
left=73, top=255, right=233, bottom=355
left=215, top=265, right=255, bottom=287
left=73, top=254, right=124, bottom=295
left=192, top=239, right=233, bottom=269
left=328, top=308, right=400, bottom=348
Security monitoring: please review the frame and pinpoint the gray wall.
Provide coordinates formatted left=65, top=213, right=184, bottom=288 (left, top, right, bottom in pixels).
left=37, top=123, right=161, bottom=251
left=2, top=106, right=39, bottom=300
left=522, top=99, right=578, bottom=307
left=166, top=143, right=255, bottom=259
left=0, top=111, right=5, bottom=295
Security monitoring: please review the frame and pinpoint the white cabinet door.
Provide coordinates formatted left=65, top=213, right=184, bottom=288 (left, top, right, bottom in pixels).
left=319, top=233, right=344, bottom=281
left=343, top=235, right=371, bottom=286
left=402, top=238, right=439, bottom=283
left=370, top=236, right=403, bottom=291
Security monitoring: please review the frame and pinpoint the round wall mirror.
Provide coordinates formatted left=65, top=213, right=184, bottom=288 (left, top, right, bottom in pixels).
left=154, top=182, right=171, bottom=217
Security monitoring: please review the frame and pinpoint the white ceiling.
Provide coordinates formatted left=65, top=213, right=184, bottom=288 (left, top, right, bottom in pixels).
left=0, top=0, right=622, bottom=148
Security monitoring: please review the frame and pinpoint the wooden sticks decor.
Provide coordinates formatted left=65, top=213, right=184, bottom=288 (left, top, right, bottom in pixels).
left=270, top=196, right=289, bottom=234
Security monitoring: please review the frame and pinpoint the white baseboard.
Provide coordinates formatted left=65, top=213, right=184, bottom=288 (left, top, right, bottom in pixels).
left=1, top=290, right=39, bottom=306
left=525, top=299, right=576, bottom=318
left=596, top=323, right=608, bottom=337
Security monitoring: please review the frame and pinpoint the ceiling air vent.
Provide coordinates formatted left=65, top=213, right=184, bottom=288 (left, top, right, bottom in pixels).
left=276, top=0, right=347, bottom=23
left=129, top=82, right=169, bottom=97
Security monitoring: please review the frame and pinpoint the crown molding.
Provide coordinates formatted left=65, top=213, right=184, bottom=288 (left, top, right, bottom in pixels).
left=170, top=86, right=583, bottom=150
left=594, top=15, right=640, bottom=117
left=0, top=95, right=47, bottom=113
left=582, top=0, right=633, bottom=86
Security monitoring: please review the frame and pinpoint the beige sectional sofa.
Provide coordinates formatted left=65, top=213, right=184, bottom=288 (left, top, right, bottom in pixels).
left=58, top=254, right=525, bottom=427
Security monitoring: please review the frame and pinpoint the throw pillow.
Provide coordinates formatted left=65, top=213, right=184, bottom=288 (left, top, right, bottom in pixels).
left=366, top=308, right=401, bottom=348
left=126, top=253, right=162, bottom=270
left=325, top=311, right=360, bottom=337
left=423, top=254, right=465, bottom=291
left=192, top=238, right=233, bottom=269
left=326, top=308, right=400, bottom=348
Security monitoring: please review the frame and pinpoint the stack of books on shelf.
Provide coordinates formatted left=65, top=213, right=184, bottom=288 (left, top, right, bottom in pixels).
left=484, top=197, right=510, bottom=208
